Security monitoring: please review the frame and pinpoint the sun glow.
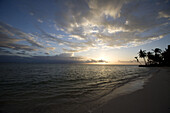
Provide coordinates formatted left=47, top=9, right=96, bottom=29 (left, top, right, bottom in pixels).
left=92, top=55, right=110, bottom=64
left=97, top=55, right=110, bottom=61
left=94, top=62, right=109, bottom=64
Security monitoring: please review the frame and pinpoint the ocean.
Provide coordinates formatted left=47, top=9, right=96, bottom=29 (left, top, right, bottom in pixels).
left=0, top=64, right=152, bottom=113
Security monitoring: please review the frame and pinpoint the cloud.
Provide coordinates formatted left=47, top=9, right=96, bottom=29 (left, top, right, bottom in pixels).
left=0, top=33, right=24, bottom=43
left=62, top=47, right=89, bottom=53
left=16, top=51, right=28, bottom=55
left=159, top=11, right=170, bottom=19
left=0, top=48, right=13, bottom=55
left=0, top=43, right=37, bottom=51
left=0, top=32, right=37, bottom=52
left=0, top=53, right=108, bottom=63
left=0, top=22, right=44, bottom=48
left=1, top=0, right=170, bottom=57
left=52, top=0, right=170, bottom=49
left=88, top=0, right=128, bottom=18
left=58, top=53, right=74, bottom=57
left=46, top=47, right=56, bottom=50
left=29, top=12, right=34, bottom=16
left=0, top=21, right=94, bottom=56
left=84, top=59, right=108, bottom=63
left=117, top=60, right=136, bottom=64
left=38, top=28, right=95, bottom=52
left=49, top=33, right=64, bottom=38
left=37, top=19, right=43, bottom=23
left=69, top=35, right=85, bottom=40
left=0, top=22, right=50, bottom=55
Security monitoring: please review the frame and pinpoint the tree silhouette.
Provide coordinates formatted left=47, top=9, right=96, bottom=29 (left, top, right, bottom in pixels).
left=152, top=48, right=162, bottom=55
left=134, top=56, right=142, bottom=65
left=152, top=48, right=162, bottom=64
left=147, top=51, right=154, bottom=65
left=162, top=48, right=170, bottom=65
left=136, top=45, right=170, bottom=66
left=138, top=49, right=147, bottom=65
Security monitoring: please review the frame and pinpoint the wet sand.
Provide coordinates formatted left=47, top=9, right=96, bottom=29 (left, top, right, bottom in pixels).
left=93, top=67, right=170, bottom=113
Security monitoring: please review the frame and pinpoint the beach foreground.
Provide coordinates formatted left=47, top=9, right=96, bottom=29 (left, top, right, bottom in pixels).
left=93, top=67, right=170, bottom=113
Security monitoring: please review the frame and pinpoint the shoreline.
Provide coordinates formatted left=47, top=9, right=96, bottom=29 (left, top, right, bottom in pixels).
left=93, top=67, right=170, bottom=113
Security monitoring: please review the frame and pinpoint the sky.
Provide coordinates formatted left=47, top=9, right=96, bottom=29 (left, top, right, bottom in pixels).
left=0, top=0, right=170, bottom=64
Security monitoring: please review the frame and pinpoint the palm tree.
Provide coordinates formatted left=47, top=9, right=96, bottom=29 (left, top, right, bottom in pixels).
left=161, top=48, right=170, bottom=65
left=138, top=49, right=147, bottom=65
left=152, top=48, right=162, bottom=55
left=147, top=52, right=154, bottom=65
left=162, top=50, right=167, bottom=64
left=134, top=56, right=142, bottom=65
left=152, top=48, right=162, bottom=64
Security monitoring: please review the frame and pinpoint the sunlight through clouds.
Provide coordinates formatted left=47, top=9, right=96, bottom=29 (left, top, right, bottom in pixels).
left=0, top=0, right=170, bottom=63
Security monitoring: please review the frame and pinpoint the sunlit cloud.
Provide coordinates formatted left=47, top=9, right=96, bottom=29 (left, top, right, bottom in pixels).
left=158, top=11, right=170, bottom=19
left=69, top=35, right=85, bottom=40
left=46, top=47, right=56, bottom=50
left=52, top=0, right=170, bottom=50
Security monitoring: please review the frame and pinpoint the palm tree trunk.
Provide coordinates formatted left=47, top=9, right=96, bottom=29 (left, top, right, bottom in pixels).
left=143, top=57, right=147, bottom=65
left=138, top=60, right=142, bottom=65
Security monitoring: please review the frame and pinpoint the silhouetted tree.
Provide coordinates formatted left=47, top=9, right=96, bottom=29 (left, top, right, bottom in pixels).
left=147, top=52, right=154, bottom=65
left=152, top=48, right=162, bottom=64
left=134, top=56, right=142, bottom=65
left=162, top=47, right=170, bottom=66
left=138, top=49, right=147, bottom=65
left=136, top=45, right=170, bottom=66
left=152, top=48, right=162, bottom=55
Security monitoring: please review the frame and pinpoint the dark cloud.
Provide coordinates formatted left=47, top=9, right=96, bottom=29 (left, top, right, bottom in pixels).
left=58, top=53, right=73, bottom=57
left=45, top=52, right=49, bottom=55
left=16, top=51, right=28, bottom=55
left=0, top=33, right=23, bottom=44
left=0, top=32, right=37, bottom=52
left=1, top=43, right=37, bottom=51
left=84, top=59, right=108, bottom=63
left=0, top=48, right=13, bottom=55
left=0, top=53, right=108, bottom=63
left=98, top=59, right=108, bottom=63
left=0, top=22, right=44, bottom=51
left=117, top=60, right=136, bottom=64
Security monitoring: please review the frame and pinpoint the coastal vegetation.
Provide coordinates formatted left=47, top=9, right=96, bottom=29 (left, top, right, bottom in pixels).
left=135, top=45, right=170, bottom=67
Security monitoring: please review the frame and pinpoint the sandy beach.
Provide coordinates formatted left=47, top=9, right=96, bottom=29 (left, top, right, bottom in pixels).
left=93, top=67, right=170, bottom=113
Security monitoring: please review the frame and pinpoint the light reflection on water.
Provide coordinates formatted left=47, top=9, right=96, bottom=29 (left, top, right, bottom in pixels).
left=0, top=64, right=151, bottom=113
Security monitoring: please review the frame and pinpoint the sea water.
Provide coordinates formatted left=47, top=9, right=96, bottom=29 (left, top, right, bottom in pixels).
left=0, top=64, right=152, bottom=113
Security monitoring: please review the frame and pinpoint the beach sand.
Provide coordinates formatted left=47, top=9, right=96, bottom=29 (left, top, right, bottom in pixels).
left=93, top=67, right=170, bottom=113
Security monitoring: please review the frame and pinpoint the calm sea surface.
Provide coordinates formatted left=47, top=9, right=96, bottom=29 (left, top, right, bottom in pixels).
left=0, top=64, right=152, bottom=113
